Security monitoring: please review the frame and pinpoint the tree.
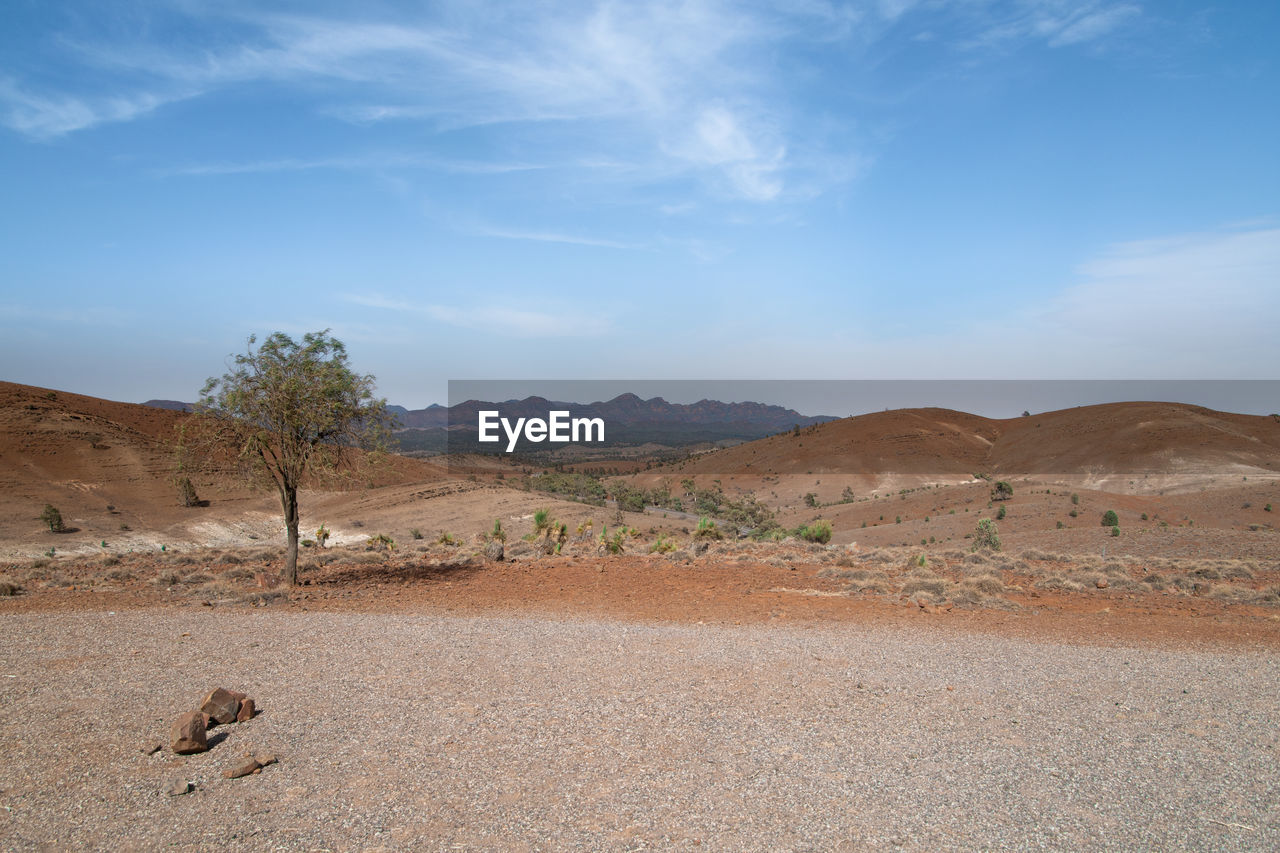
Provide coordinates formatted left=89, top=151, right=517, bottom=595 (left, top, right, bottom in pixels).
left=1101, top=509, right=1119, bottom=527
left=194, top=330, right=390, bottom=585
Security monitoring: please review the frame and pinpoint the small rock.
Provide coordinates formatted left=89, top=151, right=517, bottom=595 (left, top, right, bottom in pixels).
left=163, top=778, right=193, bottom=797
left=254, top=753, right=278, bottom=767
left=223, top=757, right=261, bottom=779
left=236, top=697, right=256, bottom=722
left=1095, top=578, right=1109, bottom=589
left=170, top=711, right=208, bottom=755
left=201, top=688, right=242, bottom=725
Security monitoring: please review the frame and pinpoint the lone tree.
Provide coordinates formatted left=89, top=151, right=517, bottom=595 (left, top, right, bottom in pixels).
left=195, top=330, right=390, bottom=585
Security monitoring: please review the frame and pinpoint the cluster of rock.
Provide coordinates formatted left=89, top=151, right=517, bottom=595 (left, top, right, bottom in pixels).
left=170, top=687, right=257, bottom=754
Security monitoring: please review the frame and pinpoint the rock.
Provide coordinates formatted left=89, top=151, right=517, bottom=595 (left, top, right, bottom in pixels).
left=484, top=541, right=504, bottom=562
left=236, top=697, right=256, bottom=722
left=255, top=753, right=278, bottom=767
left=170, top=711, right=208, bottom=755
left=1095, top=578, right=1109, bottom=589
left=201, top=712, right=216, bottom=730
left=163, top=778, right=193, bottom=797
left=223, top=757, right=261, bottom=779
left=140, top=741, right=164, bottom=755
left=201, top=688, right=242, bottom=725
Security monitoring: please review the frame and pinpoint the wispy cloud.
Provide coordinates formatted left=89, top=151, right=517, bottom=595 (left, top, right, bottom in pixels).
left=158, top=153, right=546, bottom=177
left=469, top=224, right=642, bottom=250
left=0, top=77, right=182, bottom=139
left=342, top=293, right=613, bottom=338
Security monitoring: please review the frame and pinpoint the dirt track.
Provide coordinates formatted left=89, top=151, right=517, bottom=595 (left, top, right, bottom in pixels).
left=1, top=607, right=1277, bottom=850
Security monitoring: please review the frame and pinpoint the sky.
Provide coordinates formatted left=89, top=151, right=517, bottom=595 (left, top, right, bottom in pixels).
left=1, top=0, right=1278, bottom=411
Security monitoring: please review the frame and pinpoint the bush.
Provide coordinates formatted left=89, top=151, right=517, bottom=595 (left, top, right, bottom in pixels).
left=991, top=481, right=1013, bottom=501
left=1101, top=510, right=1119, bottom=527
left=1071, top=493, right=1080, bottom=505
left=490, top=519, right=506, bottom=543
left=996, top=504, right=1006, bottom=520
left=972, top=518, right=1001, bottom=552
left=40, top=504, right=65, bottom=533
left=1110, top=525, right=1120, bottom=537
left=803, top=493, right=818, bottom=508
left=796, top=519, right=833, bottom=544
left=649, top=536, right=678, bottom=554
left=366, top=533, right=396, bottom=552
left=533, top=509, right=551, bottom=534
left=694, top=517, right=724, bottom=539
left=178, top=476, right=200, bottom=508
left=410, top=528, right=424, bottom=540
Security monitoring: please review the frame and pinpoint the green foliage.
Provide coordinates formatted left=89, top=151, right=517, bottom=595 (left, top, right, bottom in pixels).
left=1069, top=509, right=1079, bottom=518
left=1140, top=512, right=1148, bottom=521
left=996, top=504, right=1006, bottom=520
left=524, top=471, right=608, bottom=505
left=315, top=523, right=330, bottom=547
left=177, top=476, right=201, bottom=508
left=1110, top=525, right=1121, bottom=537
left=971, top=518, right=1001, bottom=552
left=194, top=330, right=391, bottom=585
left=410, top=528, right=423, bottom=540
left=695, top=517, right=724, bottom=540
left=533, top=508, right=551, bottom=533
left=795, top=519, right=832, bottom=544
left=803, top=492, right=818, bottom=508
left=1266, top=504, right=1272, bottom=512
left=649, top=535, right=678, bottom=554
left=1056, top=520, right=1064, bottom=529
left=40, top=504, right=65, bottom=533
left=1101, top=510, right=1119, bottom=527
left=1071, top=493, right=1080, bottom=505
left=599, top=525, right=626, bottom=554
left=436, top=531, right=458, bottom=546
left=992, top=481, right=1013, bottom=501
left=490, top=518, right=506, bottom=543
left=367, top=533, right=395, bottom=552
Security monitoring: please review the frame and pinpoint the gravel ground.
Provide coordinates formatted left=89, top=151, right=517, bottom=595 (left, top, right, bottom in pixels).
left=1, top=609, right=1277, bottom=851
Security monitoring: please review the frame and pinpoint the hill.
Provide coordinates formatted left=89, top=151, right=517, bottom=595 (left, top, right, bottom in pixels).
left=656, top=402, right=1280, bottom=486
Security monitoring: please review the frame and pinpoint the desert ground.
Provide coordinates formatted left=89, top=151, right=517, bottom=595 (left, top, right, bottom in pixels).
left=2, top=380, right=1278, bottom=849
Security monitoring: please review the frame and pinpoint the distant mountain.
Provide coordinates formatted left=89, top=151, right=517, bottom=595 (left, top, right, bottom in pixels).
left=142, top=399, right=193, bottom=412
left=142, top=393, right=836, bottom=453
left=395, top=393, right=834, bottom=433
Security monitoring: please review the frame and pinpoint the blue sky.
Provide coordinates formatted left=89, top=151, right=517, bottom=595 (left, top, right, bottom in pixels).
left=1, top=0, right=1277, bottom=408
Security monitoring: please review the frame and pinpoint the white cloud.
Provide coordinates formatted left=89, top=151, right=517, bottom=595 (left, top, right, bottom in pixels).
left=342, top=293, right=613, bottom=338
left=0, top=77, right=180, bottom=138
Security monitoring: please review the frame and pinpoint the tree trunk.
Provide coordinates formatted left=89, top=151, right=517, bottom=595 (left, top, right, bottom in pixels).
left=281, top=485, right=300, bottom=586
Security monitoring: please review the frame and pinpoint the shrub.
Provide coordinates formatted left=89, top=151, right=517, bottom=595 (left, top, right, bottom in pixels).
left=315, top=524, right=330, bottom=547
left=1056, top=520, right=1064, bottom=529
left=1101, top=510, right=1119, bottom=527
left=366, top=533, right=396, bottom=552
left=40, top=504, right=65, bottom=533
left=1110, top=525, right=1120, bottom=537
left=694, top=517, right=724, bottom=540
left=1266, top=504, right=1273, bottom=512
left=1071, top=493, right=1080, bottom=505
left=992, top=481, right=1013, bottom=501
left=533, top=508, right=551, bottom=534
left=410, top=528, right=424, bottom=540
left=796, top=519, right=833, bottom=544
left=804, top=492, right=819, bottom=508
left=649, top=536, right=678, bottom=554
left=436, top=531, right=458, bottom=546
left=972, top=518, right=1001, bottom=552
left=996, top=504, right=1006, bottom=520
left=178, top=476, right=200, bottom=508
left=490, top=519, right=507, bottom=543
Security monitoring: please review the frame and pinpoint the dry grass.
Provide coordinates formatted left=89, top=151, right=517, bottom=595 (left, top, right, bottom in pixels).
left=0, top=577, right=23, bottom=596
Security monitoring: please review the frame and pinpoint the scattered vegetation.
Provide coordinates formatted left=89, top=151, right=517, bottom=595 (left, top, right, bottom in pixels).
left=1101, top=510, right=1119, bottom=527
left=971, top=518, right=1001, bottom=552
